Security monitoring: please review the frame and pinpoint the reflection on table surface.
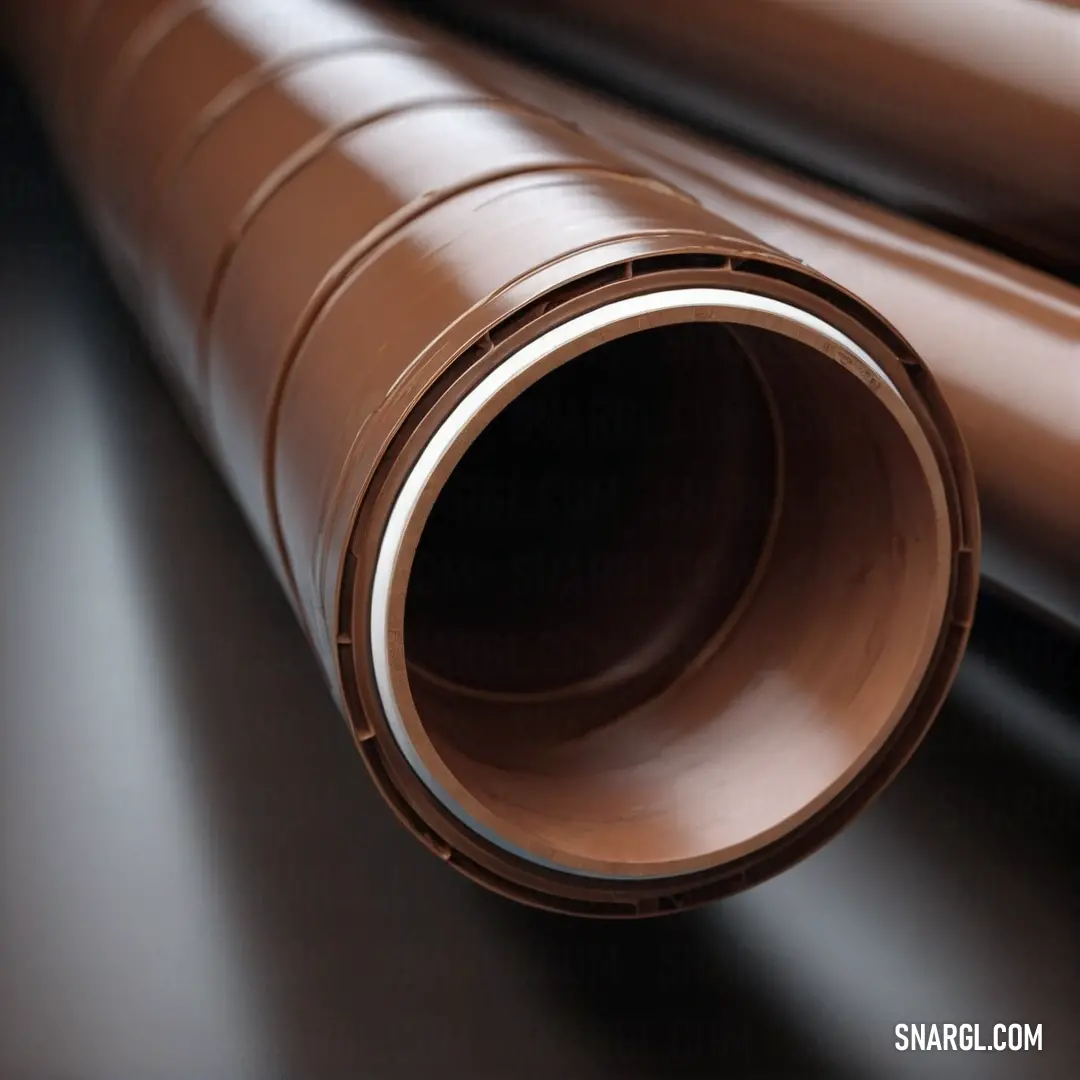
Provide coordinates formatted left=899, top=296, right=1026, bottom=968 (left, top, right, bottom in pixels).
left=0, top=70, right=1077, bottom=1080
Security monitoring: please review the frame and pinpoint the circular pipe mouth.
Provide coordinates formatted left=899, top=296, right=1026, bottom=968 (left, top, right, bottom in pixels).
left=370, top=288, right=951, bottom=880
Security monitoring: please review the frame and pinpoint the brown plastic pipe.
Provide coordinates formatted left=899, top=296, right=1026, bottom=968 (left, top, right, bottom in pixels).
left=0, top=0, right=977, bottom=915
left=416, top=0, right=1080, bottom=281
left=436, top=46, right=1080, bottom=634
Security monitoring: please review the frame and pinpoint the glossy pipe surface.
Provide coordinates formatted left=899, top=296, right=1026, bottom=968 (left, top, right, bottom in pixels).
left=415, top=0, right=1080, bottom=283
left=0, top=0, right=976, bottom=914
left=410, top=31, right=1080, bottom=635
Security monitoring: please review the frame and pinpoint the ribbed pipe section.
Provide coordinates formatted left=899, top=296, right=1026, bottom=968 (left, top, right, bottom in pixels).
left=0, top=0, right=977, bottom=915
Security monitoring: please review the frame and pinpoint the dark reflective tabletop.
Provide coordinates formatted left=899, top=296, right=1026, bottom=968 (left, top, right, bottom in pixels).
left=1, top=70, right=1078, bottom=1080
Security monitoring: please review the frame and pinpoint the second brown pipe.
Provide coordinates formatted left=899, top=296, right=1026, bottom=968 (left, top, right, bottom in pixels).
left=419, top=0, right=1080, bottom=281
left=422, top=21, right=1080, bottom=635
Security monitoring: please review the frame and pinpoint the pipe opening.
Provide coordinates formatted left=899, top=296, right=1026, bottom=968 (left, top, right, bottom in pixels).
left=378, top=298, right=949, bottom=877
left=405, top=321, right=778, bottom=715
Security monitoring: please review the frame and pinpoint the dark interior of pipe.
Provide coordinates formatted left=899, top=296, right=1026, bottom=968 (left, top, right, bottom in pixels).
left=405, top=322, right=778, bottom=707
